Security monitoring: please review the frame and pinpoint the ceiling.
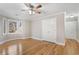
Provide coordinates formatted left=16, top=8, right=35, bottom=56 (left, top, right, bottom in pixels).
left=0, top=3, right=79, bottom=20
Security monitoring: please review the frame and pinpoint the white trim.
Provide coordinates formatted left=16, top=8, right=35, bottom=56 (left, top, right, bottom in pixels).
left=0, top=36, right=65, bottom=45
left=55, top=41, right=65, bottom=46
left=31, top=37, right=65, bottom=45
left=0, top=37, right=30, bottom=44
left=31, top=11, right=65, bottom=21
left=30, top=37, right=43, bottom=41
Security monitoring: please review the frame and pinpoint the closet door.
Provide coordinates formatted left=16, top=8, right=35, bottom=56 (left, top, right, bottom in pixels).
left=65, top=20, right=78, bottom=39
left=0, top=18, right=4, bottom=40
left=42, top=18, right=57, bottom=42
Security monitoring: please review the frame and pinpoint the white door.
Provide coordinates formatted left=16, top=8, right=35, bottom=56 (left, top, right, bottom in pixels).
left=65, top=21, right=77, bottom=39
left=42, top=18, right=57, bottom=42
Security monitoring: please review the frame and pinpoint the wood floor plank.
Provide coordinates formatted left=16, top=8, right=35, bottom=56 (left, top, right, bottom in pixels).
left=0, top=38, right=79, bottom=55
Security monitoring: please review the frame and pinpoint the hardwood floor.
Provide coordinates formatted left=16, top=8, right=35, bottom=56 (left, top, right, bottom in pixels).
left=64, top=39, right=79, bottom=55
left=0, top=38, right=79, bottom=55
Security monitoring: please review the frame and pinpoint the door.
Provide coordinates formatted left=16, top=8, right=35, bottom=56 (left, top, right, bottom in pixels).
left=65, top=21, right=77, bottom=39
left=42, top=18, right=57, bottom=42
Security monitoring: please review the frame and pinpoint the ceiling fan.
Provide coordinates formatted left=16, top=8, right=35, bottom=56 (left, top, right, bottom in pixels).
left=24, top=3, right=42, bottom=15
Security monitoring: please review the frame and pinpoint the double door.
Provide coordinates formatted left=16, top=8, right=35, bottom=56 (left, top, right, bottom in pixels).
left=42, top=18, right=57, bottom=42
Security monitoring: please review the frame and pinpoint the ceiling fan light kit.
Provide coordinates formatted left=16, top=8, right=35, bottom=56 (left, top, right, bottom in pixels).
left=24, top=3, right=42, bottom=15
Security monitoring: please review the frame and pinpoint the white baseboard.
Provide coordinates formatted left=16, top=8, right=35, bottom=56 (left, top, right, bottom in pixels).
left=0, top=37, right=30, bottom=44
left=31, top=37, right=65, bottom=45
left=55, top=41, right=65, bottom=46
left=0, top=36, right=65, bottom=45
left=31, top=37, right=42, bottom=40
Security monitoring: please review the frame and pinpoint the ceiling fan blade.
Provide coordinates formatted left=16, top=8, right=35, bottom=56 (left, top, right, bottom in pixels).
left=36, top=4, right=42, bottom=9
left=24, top=3, right=34, bottom=8
left=29, top=4, right=34, bottom=8
left=24, top=3, right=29, bottom=7
left=24, top=3, right=44, bottom=15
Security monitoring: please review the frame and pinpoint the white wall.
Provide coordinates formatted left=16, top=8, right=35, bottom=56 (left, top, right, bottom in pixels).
left=0, top=13, right=65, bottom=45
left=31, top=13, right=65, bottom=45
left=56, top=13, right=65, bottom=44
left=31, top=20, right=42, bottom=40
left=42, top=17, right=57, bottom=42
left=65, top=17, right=78, bottom=40
left=4, top=20, right=30, bottom=40
left=65, top=21, right=77, bottom=39
left=78, top=17, right=79, bottom=40
left=0, top=16, right=30, bottom=43
left=0, top=16, right=4, bottom=42
left=14, top=20, right=30, bottom=37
